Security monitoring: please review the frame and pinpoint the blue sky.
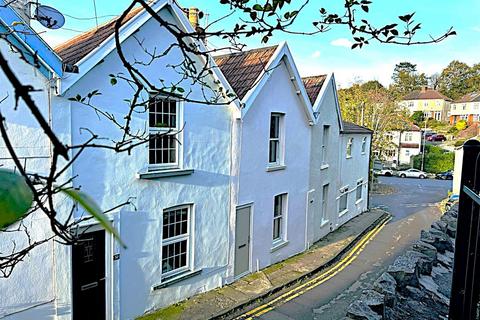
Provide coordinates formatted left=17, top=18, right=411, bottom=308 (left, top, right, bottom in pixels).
left=33, top=0, right=480, bottom=87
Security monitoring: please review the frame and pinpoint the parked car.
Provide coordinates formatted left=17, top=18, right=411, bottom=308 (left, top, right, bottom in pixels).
left=374, top=168, right=395, bottom=176
left=427, top=134, right=447, bottom=142
left=436, top=171, right=453, bottom=180
left=445, top=194, right=459, bottom=211
left=397, top=168, right=427, bottom=179
left=424, top=131, right=436, bottom=140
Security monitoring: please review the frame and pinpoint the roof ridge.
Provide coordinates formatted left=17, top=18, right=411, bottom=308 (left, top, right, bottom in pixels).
left=54, top=5, right=145, bottom=64
left=213, top=44, right=279, bottom=59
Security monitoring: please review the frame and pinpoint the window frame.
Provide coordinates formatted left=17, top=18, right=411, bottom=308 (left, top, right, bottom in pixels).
left=356, top=180, right=363, bottom=202
left=268, top=113, right=285, bottom=166
left=361, top=137, right=367, bottom=154
left=321, top=184, right=329, bottom=224
left=148, top=96, right=183, bottom=171
left=272, top=193, right=288, bottom=242
left=322, top=125, right=330, bottom=165
left=346, top=138, right=353, bottom=158
left=338, top=186, right=349, bottom=214
left=161, top=204, right=192, bottom=279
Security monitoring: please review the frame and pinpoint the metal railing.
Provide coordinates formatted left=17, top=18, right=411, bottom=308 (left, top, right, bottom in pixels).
left=449, top=139, right=480, bottom=319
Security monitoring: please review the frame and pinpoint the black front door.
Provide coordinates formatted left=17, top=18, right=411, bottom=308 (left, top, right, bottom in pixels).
left=72, top=229, right=106, bottom=320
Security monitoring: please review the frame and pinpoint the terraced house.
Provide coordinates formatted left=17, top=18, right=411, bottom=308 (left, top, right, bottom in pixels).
left=401, top=87, right=452, bottom=122
left=0, top=1, right=372, bottom=319
left=449, top=92, right=480, bottom=125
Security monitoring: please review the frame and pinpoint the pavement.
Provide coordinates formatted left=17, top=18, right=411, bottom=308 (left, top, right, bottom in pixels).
left=244, top=176, right=452, bottom=320
left=139, top=209, right=389, bottom=320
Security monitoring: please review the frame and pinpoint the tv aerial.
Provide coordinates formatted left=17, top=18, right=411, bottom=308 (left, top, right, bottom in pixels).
left=33, top=4, right=65, bottom=29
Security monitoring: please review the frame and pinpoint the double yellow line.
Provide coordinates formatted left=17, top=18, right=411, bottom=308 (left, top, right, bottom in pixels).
left=235, top=215, right=392, bottom=320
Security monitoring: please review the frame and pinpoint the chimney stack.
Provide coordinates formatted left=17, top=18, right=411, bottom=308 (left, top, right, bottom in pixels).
left=8, top=0, right=31, bottom=25
left=421, top=86, right=429, bottom=93
left=188, top=7, right=199, bottom=29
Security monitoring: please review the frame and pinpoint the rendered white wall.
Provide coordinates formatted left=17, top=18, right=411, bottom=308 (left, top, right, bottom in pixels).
left=61, top=8, right=236, bottom=319
left=337, top=133, right=370, bottom=227
left=307, top=76, right=342, bottom=245
left=236, top=59, right=311, bottom=271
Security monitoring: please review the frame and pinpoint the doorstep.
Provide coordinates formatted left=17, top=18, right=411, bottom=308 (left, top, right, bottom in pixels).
left=137, top=209, right=390, bottom=320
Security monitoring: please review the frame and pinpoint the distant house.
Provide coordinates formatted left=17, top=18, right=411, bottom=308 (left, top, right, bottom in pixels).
left=382, top=124, right=422, bottom=167
left=401, top=87, right=451, bottom=122
left=450, top=92, right=480, bottom=125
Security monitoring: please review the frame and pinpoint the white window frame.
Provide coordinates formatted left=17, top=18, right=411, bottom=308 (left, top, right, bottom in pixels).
left=148, top=96, right=183, bottom=171
left=321, top=184, right=329, bottom=225
left=268, top=113, right=285, bottom=166
left=322, top=125, right=330, bottom=165
left=361, top=137, right=367, bottom=154
left=463, top=104, right=467, bottom=110
left=272, top=193, right=288, bottom=243
left=423, top=101, right=428, bottom=107
left=406, top=132, right=414, bottom=142
left=434, top=112, right=442, bottom=121
left=161, top=204, right=192, bottom=280
left=346, top=138, right=353, bottom=158
left=338, top=186, right=349, bottom=215
left=356, top=180, right=363, bottom=202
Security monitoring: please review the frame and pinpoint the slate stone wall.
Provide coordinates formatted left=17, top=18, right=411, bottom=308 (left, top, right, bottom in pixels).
left=344, top=205, right=457, bottom=320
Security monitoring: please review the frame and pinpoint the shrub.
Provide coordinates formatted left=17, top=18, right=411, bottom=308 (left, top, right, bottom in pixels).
left=456, top=120, right=467, bottom=131
left=412, top=145, right=454, bottom=174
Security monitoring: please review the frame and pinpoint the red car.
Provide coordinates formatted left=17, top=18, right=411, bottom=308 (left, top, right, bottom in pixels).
left=427, top=134, right=446, bottom=142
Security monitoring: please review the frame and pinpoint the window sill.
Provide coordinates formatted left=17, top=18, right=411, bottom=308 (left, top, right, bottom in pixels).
left=266, top=165, right=286, bottom=172
left=346, top=156, right=352, bottom=159
left=137, top=169, right=194, bottom=180
left=320, top=220, right=329, bottom=228
left=320, top=164, right=329, bottom=170
left=356, top=198, right=363, bottom=205
left=152, top=269, right=202, bottom=291
left=338, top=209, right=349, bottom=217
left=271, top=240, right=289, bottom=252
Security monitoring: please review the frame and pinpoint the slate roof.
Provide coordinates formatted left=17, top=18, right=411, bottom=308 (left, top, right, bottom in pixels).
left=302, top=75, right=327, bottom=104
left=54, top=6, right=144, bottom=65
left=403, top=89, right=451, bottom=101
left=342, top=121, right=373, bottom=134
left=213, top=46, right=278, bottom=100
left=455, top=92, right=480, bottom=103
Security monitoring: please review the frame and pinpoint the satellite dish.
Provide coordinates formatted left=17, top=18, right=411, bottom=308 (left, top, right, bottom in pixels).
left=34, top=5, right=65, bottom=29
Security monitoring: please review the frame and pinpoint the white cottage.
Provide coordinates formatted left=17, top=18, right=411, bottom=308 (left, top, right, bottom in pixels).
left=1, top=1, right=240, bottom=319
left=338, top=122, right=372, bottom=225
left=215, top=43, right=315, bottom=276
left=383, top=124, right=422, bottom=167
left=303, top=74, right=372, bottom=245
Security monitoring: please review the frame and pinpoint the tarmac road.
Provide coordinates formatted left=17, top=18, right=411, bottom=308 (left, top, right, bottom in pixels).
left=250, top=176, right=452, bottom=320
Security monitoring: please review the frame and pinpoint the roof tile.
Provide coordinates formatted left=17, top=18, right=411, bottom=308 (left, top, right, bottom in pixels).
left=213, top=46, right=278, bottom=100
left=55, top=6, right=144, bottom=65
left=302, top=75, right=327, bottom=104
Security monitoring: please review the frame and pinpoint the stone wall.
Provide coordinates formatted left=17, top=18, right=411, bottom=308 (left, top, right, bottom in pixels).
left=345, top=205, right=458, bottom=320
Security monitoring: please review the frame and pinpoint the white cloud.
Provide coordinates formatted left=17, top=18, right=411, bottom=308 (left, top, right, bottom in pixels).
left=311, top=50, right=321, bottom=58
left=330, top=38, right=353, bottom=48
left=473, top=26, right=480, bottom=32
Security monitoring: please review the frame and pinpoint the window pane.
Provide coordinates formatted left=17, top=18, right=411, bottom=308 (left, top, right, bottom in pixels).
left=274, top=195, right=282, bottom=217
left=273, top=218, right=281, bottom=239
left=149, top=97, right=177, bottom=129
left=269, top=140, right=278, bottom=163
left=149, top=135, right=177, bottom=165
left=270, top=115, right=279, bottom=139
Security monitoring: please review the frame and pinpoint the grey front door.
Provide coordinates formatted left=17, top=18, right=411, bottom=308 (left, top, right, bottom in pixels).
left=234, top=206, right=251, bottom=277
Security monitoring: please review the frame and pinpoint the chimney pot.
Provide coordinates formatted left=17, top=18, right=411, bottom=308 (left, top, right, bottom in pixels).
left=188, top=7, right=199, bottom=29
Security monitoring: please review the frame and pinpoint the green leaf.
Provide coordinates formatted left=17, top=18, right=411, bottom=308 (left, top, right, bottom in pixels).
left=61, top=188, right=126, bottom=248
left=0, top=169, right=33, bottom=229
left=252, top=4, right=263, bottom=11
left=110, top=78, right=117, bottom=86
